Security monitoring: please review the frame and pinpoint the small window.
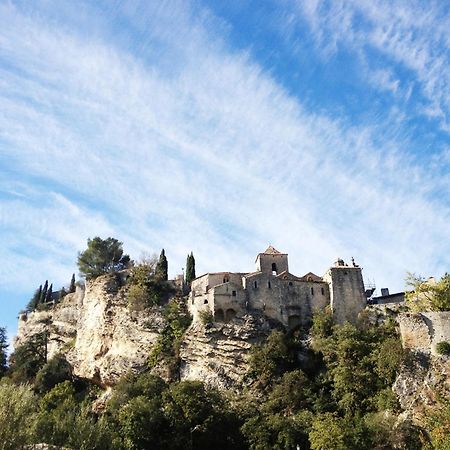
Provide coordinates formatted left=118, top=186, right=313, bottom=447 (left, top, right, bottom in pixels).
left=272, top=263, right=277, bottom=273
left=289, top=281, right=293, bottom=286
left=268, top=281, right=271, bottom=289
left=254, top=281, right=258, bottom=289
left=311, top=287, right=314, bottom=296
left=204, top=299, right=208, bottom=304
left=192, top=298, right=195, bottom=305
left=223, top=276, right=229, bottom=283
left=321, top=287, right=325, bottom=295
left=232, top=290, right=236, bottom=297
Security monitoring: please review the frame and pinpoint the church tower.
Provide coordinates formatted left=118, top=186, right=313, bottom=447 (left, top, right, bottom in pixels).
left=255, top=246, right=289, bottom=275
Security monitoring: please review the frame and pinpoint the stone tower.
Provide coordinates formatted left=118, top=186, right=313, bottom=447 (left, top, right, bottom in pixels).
left=323, top=257, right=366, bottom=324
left=255, top=245, right=289, bottom=275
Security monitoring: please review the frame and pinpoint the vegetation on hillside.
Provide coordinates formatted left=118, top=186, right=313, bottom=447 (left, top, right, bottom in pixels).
left=4, top=239, right=449, bottom=449
left=406, top=273, right=450, bottom=312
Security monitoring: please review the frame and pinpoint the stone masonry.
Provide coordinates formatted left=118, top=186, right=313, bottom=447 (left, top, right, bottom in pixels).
left=188, top=246, right=366, bottom=327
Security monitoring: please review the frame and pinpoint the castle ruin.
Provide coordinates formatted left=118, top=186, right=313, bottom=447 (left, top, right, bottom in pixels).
left=188, top=246, right=366, bottom=327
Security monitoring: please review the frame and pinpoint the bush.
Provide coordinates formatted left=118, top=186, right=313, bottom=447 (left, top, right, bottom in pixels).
left=34, top=354, right=72, bottom=393
left=0, top=381, right=37, bottom=450
left=436, top=341, right=450, bottom=355
left=199, top=308, right=214, bottom=325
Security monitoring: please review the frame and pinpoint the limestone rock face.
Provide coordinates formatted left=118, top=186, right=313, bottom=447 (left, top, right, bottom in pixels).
left=15, top=275, right=165, bottom=387
left=15, top=275, right=272, bottom=389
left=180, top=314, right=271, bottom=389
left=393, top=352, right=450, bottom=422
left=68, top=276, right=164, bottom=386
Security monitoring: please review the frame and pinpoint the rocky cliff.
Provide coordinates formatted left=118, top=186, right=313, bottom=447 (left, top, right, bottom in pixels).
left=394, top=312, right=450, bottom=424
left=15, top=275, right=270, bottom=388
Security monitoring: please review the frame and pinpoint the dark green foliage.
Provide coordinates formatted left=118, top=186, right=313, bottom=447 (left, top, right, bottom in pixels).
left=59, top=287, right=67, bottom=301
left=45, top=283, right=53, bottom=303
left=148, top=300, right=192, bottom=379
left=246, top=330, right=295, bottom=388
left=34, top=380, right=115, bottom=450
left=41, top=280, right=48, bottom=304
left=185, top=252, right=196, bottom=284
left=69, top=273, right=76, bottom=293
left=156, top=249, right=168, bottom=281
left=107, top=373, right=244, bottom=450
left=9, top=332, right=47, bottom=383
left=27, top=284, right=42, bottom=311
left=0, top=327, right=7, bottom=377
left=77, top=236, right=130, bottom=279
left=436, top=341, right=450, bottom=355
left=34, top=354, right=72, bottom=393
left=127, top=259, right=175, bottom=309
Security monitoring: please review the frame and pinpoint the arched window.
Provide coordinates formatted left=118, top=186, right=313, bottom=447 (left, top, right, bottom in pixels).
left=311, top=287, right=314, bottom=296
left=223, top=276, right=229, bottom=283
left=321, top=287, right=325, bottom=295
left=272, top=263, right=277, bottom=274
left=254, top=280, right=258, bottom=289
left=268, top=281, right=271, bottom=289
left=289, top=281, right=293, bottom=286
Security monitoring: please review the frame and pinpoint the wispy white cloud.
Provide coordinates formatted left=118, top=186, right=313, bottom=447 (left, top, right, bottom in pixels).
left=294, top=0, right=450, bottom=131
left=0, top=0, right=449, bottom=335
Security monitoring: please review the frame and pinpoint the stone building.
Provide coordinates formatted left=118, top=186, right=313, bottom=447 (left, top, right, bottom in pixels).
left=188, top=246, right=366, bottom=327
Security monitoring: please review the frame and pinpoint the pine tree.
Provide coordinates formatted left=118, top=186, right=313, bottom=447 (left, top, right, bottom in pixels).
left=69, top=273, right=76, bottom=293
left=41, top=280, right=48, bottom=304
left=156, top=249, right=168, bottom=281
left=45, top=284, right=53, bottom=303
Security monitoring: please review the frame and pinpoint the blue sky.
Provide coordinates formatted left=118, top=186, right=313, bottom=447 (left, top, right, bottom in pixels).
left=1, top=0, right=449, bottom=342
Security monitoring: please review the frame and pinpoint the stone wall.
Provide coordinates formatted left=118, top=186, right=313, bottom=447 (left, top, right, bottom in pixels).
left=398, top=311, right=450, bottom=355
left=324, top=266, right=366, bottom=324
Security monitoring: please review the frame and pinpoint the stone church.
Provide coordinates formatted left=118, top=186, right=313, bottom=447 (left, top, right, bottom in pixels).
left=188, top=246, right=366, bottom=327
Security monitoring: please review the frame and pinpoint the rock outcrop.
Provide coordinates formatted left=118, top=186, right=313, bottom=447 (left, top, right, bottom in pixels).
left=180, top=314, right=271, bottom=389
left=394, top=312, right=450, bottom=423
left=15, top=275, right=272, bottom=388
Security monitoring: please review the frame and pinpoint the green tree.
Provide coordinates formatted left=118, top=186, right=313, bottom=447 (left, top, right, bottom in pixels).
left=9, top=332, right=47, bottom=383
left=27, top=284, right=42, bottom=311
left=247, top=330, right=294, bottom=388
left=69, top=273, right=76, bottom=293
left=185, top=252, right=196, bottom=284
left=78, top=237, right=130, bottom=279
left=41, top=280, right=49, bottom=303
left=34, top=354, right=72, bottom=393
left=156, top=249, right=169, bottom=281
left=45, top=283, right=53, bottom=303
left=0, top=381, right=37, bottom=450
left=0, top=327, right=7, bottom=377
left=406, top=272, right=450, bottom=312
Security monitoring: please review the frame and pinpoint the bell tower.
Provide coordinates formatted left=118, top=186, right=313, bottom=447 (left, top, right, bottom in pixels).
left=255, top=246, right=289, bottom=275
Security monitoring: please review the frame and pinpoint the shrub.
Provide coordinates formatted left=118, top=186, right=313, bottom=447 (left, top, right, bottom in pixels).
left=199, top=308, right=214, bottom=325
left=436, top=341, right=450, bottom=355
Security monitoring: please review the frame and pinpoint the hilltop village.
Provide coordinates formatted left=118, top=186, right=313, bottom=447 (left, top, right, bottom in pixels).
left=189, top=245, right=367, bottom=327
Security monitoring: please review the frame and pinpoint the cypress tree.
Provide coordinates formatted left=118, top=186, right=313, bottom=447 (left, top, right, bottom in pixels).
left=185, top=252, right=196, bottom=284
left=190, top=252, right=196, bottom=280
left=156, top=249, right=168, bottom=281
left=41, top=280, right=48, bottom=304
left=45, top=284, right=53, bottom=303
left=69, top=273, right=76, bottom=293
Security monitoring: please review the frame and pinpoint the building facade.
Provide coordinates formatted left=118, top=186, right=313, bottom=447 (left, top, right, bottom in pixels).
left=188, top=246, right=366, bottom=327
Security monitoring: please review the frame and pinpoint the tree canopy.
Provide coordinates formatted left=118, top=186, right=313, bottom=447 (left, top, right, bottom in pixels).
left=406, top=273, right=450, bottom=312
left=77, top=237, right=130, bottom=279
